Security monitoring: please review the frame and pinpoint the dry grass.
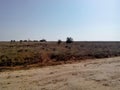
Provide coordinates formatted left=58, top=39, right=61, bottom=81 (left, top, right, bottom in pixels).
left=0, top=41, right=120, bottom=70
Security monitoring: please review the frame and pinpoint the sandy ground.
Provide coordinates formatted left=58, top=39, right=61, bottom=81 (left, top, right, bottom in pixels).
left=0, top=57, right=120, bottom=90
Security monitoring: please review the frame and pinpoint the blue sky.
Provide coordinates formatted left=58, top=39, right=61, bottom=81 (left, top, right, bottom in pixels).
left=0, top=0, right=120, bottom=41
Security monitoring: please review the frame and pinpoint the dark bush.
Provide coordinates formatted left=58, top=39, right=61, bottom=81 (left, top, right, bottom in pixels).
left=33, top=40, right=38, bottom=42
left=40, top=39, right=47, bottom=42
left=24, top=40, right=27, bottom=42
left=11, top=40, right=16, bottom=43
left=66, top=37, right=73, bottom=43
left=93, top=52, right=109, bottom=58
left=0, top=55, right=9, bottom=66
left=57, top=40, right=62, bottom=45
left=20, top=40, right=23, bottom=43
left=50, top=52, right=72, bottom=61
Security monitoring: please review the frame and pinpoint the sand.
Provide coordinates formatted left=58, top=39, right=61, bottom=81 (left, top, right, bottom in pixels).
left=0, top=57, right=120, bottom=90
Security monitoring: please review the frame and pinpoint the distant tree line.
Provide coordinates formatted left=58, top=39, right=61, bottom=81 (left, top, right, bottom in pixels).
left=11, top=37, right=74, bottom=44
left=11, top=39, right=47, bottom=43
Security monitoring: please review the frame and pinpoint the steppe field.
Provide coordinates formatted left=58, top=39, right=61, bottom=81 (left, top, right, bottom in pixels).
left=0, top=41, right=120, bottom=90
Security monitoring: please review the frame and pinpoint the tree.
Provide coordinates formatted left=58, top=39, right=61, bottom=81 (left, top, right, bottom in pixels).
left=11, top=40, right=15, bottom=43
left=40, top=39, right=47, bottom=42
left=57, top=40, right=62, bottom=45
left=66, top=37, right=73, bottom=43
left=20, top=40, right=23, bottom=43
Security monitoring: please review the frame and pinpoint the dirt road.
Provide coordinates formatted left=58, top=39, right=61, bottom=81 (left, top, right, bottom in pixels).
left=0, top=57, right=120, bottom=90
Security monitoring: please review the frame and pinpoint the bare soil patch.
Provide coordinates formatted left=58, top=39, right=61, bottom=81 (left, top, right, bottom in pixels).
left=0, top=57, right=120, bottom=90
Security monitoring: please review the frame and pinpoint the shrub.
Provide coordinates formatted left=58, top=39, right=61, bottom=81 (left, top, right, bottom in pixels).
left=40, top=39, right=47, bottom=42
left=57, top=40, right=62, bottom=45
left=11, top=40, right=16, bottom=43
left=50, top=52, right=72, bottom=61
left=0, top=55, right=10, bottom=66
left=24, top=40, right=27, bottom=42
left=20, top=40, right=23, bottom=43
left=33, top=40, right=38, bottom=42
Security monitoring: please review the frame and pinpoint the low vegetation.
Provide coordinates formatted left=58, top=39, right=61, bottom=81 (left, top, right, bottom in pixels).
left=0, top=41, right=120, bottom=70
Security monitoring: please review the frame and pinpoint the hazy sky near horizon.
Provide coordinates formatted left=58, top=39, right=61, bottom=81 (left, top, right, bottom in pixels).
left=0, top=0, right=120, bottom=41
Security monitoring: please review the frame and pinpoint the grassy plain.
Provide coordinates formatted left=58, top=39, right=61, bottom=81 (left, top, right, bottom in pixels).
left=0, top=41, right=120, bottom=70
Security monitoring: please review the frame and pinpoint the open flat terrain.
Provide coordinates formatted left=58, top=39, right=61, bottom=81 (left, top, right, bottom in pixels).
left=0, top=41, right=120, bottom=69
left=0, top=56, right=120, bottom=90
